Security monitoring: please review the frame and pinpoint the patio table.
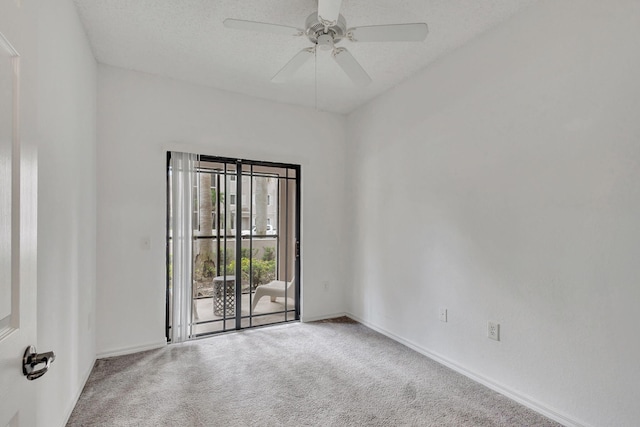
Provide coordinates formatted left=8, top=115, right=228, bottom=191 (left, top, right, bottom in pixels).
left=213, top=275, right=235, bottom=316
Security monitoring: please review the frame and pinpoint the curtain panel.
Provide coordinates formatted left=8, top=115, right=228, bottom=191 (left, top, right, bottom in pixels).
left=170, top=151, right=198, bottom=343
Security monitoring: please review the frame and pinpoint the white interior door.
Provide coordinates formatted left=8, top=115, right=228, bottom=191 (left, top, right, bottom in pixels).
left=0, top=31, right=38, bottom=427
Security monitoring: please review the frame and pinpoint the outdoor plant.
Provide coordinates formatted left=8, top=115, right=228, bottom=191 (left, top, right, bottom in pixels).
left=262, top=247, right=275, bottom=261
left=240, top=247, right=258, bottom=259
left=227, top=257, right=276, bottom=289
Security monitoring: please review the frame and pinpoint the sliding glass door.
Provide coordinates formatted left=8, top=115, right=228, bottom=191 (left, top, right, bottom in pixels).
left=167, top=154, right=300, bottom=340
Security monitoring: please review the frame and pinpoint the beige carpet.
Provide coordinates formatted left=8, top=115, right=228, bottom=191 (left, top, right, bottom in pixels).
left=68, top=319, right=560, bottom=426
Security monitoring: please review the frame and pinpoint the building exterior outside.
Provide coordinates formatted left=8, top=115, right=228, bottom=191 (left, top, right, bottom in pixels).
left=214, top=174, right=278, bottom=235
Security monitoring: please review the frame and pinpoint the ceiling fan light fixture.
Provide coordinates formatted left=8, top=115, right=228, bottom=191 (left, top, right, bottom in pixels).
left=317, top=34, right=334, bottom=51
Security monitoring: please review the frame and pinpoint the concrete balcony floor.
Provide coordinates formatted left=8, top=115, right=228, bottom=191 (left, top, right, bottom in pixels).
left=192, top=292, right=296, bottom=335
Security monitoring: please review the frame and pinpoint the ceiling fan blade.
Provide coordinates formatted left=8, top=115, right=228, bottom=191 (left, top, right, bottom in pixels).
left=348, top=23, right=428, bottom=42
left=332, top=48, right=372, bottom=87
left=223, top=19, right=303, bottom=36
left=317, top=0, right=342, bottom=25
left=271, top=48, right=315, bottom=83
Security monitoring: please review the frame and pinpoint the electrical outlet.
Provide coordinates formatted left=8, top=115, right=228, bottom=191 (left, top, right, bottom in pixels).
left=439, top=308, right=447, bottom=322
left=488, top=321, right=500, bottom=341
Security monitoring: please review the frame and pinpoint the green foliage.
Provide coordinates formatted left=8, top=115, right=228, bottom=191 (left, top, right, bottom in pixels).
left=227, top=257, right=276, bottom=289
left=262, top=247, right=275, bottom=261
left=241, top=247, right=258, bottom=259
left=203, top=261, right=215, bottom=278
left=220, top=248, right=234, bottom=262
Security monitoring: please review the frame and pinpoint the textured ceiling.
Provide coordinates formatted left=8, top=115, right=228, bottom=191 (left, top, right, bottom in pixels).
left=73, top=0, right=536, bottom=114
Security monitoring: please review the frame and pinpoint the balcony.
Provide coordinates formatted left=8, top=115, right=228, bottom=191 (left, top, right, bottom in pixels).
left=192, top=291, right=295, bottom=335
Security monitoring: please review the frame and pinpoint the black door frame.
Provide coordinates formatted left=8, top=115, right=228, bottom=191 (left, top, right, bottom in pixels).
left=166, top=153, right=301, bottom=340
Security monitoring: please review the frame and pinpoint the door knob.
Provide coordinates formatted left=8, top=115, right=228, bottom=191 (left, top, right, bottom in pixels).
left=22, top=345, right=56, bottom=380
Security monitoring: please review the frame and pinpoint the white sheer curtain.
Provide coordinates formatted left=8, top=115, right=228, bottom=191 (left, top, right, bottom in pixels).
left=170, top=151, right=198, bottom=343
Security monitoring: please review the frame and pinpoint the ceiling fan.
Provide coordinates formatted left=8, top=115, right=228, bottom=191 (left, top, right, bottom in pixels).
left=223, top=0, right=428, bottom=87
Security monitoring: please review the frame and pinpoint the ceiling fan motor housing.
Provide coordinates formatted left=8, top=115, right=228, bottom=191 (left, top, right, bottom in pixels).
left=305, top=12, right=347, bottom=45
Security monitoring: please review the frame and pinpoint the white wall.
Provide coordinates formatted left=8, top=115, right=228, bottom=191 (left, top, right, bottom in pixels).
left=346, top=1, right=640, bottom=426
left=1, top=0, right=97, bottom=426
left=36, top=0, right=97, bottom=425
left=96, top=65, right=347, bottom=356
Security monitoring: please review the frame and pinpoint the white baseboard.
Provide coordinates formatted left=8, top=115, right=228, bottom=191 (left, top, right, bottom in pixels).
left=61, top=357, right=96, bottom=427
left=345, top=313, right=586, bottom=427
left=301, top=312, right=347, bottom=323
left=97, top=340, right=167, bottom=359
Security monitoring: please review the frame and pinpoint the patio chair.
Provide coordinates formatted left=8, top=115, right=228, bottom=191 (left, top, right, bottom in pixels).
left=251, top=277, right=295, bottom=312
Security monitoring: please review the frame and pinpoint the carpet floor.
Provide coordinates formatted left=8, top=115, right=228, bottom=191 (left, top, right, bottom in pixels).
left=67, top=319, right=561, bottom=426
